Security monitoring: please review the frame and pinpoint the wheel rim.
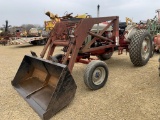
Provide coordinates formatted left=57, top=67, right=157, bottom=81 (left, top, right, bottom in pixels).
left=92, top=67, right=106, bottom=85
left=141, top=37, right=150, bottom=60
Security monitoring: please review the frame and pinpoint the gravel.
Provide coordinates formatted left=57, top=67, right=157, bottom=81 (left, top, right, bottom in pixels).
left=0, top=44, right=160, bottom=120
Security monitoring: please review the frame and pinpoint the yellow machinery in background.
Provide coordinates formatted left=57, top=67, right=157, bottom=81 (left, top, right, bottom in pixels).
left=44, top=11, right=60, bottom=31
left=44, top=11, right=91, bottom=31
left=126, top=17, right=136, bottom=25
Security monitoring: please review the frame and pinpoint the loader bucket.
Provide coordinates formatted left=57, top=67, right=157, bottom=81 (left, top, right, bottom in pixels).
left=11, top=55, right=77, bottom=120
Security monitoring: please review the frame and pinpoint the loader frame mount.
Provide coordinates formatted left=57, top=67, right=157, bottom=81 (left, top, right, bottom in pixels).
left=40, top=16, right=119, bottom=72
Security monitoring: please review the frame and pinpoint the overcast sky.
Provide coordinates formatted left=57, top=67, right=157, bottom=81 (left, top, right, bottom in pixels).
left=0, top=0, right=160, bottom=27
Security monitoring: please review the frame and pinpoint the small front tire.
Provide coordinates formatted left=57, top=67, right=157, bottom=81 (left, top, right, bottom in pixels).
left=84, top=60, right=109, bottom=90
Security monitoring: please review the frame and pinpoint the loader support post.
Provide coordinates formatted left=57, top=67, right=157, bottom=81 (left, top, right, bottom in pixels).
left=40, top=37, right=52, bottom=58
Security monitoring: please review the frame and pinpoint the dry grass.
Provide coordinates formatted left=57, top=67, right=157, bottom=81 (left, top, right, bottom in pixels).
left=0, top=44, right=160, bottom=120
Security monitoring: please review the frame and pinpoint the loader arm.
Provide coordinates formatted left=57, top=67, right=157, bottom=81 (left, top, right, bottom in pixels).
left=12, top=16, right=119, bottom=120
left=41, top=16, right=119, bottom=72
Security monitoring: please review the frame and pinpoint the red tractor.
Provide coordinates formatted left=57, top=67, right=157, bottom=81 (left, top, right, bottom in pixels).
left=12, top=15, right=153, bottom=120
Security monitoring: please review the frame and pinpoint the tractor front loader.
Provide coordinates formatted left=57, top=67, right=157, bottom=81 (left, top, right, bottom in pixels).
left=12, top=15, right=152, bottom=120
left=12, top=16, right=119, bottom=120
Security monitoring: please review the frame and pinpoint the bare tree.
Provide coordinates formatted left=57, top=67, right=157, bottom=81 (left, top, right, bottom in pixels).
left=21, top=24, right=35, bottom=31
left=20, top=24, right=42, bottom=31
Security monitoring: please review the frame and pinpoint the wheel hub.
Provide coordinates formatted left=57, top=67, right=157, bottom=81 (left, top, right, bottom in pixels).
left=141, top=38, right=150, bottom=60
left=143, top=41, right=148, bottom=52
left=95, top=71, right=101, bottom=78
left=92, top=67, right=106, bottom=85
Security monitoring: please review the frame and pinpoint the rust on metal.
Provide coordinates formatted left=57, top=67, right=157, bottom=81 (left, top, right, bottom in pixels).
left=40, top=16, right=119, bottom=72
left=12, top=55, right=77, bottom=120
left=12, top=16, right=120, bottom=120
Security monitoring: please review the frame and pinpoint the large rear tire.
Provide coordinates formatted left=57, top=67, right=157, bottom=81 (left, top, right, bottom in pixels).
left=129, top=29, right=152, bottom=66
left=84, top=60, right=109, bottom=90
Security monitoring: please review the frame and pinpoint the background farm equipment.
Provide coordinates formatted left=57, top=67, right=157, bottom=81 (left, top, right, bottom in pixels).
left=9, top=37, right=47, bottom=45
left=127, top=9, right=160, bottom=51
left=0, top=20, right=12, bottom=45
left=11, top=12, right=153, bottom=119
left=0, top=21, right=31, bottom=45
left=27, top=28, right=41, bottom=37
left=151, top=9, right=160, bottom=50
left=8, top=28, right=47, bottom=45
left=44, top=11, right=92, bottom=36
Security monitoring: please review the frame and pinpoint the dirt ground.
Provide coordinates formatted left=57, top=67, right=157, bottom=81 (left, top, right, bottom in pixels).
left=1, top=44, right=160, bottom=120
